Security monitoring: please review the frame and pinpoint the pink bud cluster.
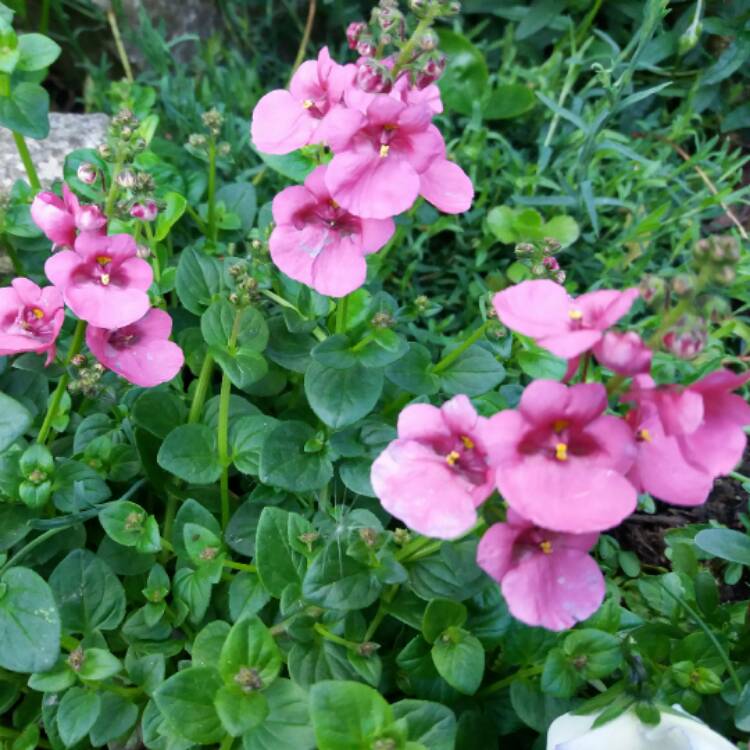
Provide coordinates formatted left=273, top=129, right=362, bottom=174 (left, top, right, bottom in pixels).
left=9, top=184, right=184, bottom=388
left=371, top=279, right=750, bottom=632
left=250, top=44, right=472, bottom=297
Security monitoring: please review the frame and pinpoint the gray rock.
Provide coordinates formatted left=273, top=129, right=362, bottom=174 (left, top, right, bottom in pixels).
left=0, top=112, right=109, bottom=193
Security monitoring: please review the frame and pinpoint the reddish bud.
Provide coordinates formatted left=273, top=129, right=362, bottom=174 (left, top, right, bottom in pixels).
left=346, top=21, right=367, bottom=50
left=356, top=60, right=392, bottom=93
left=130, top=200, right=158, bottom=222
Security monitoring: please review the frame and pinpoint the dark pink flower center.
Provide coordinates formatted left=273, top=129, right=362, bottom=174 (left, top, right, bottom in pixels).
left=516, top=527, right=556, bottom=557
left=518, top=419, right=599, bottom=463
left=12, top=305, right=53, bottom=340
left=431, top=432, right=488, bottom=486
left=296, top=199, right=361, bottom=238
left=74, top=255, right=124, bottom=288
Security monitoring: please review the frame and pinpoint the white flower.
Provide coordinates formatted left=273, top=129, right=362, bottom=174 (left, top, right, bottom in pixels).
left=547, top=707, right=737, bottom=750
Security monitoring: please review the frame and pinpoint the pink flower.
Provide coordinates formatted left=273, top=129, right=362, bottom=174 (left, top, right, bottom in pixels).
left=31, top=184, right=106, bottom=248
left=0, top=278, right=64, bottom=365
left=477, top=510, right=604, bottom=631
left=269, top=165, right=394, bottom=297
left=371, top=395, right=495, bottom=539
left=130, top=200, right=158, bottom=221
left=625, top=370, right=750, bottom=506
left=493, top=280, right=639, bottom=359
left=486, top=380, right=637, bottom=533
left=251, top=47, right=356, bottom=155
left=45, top=232, right=152, bottom=329
left=325, top=95, right=472, bottom=219
left=87, top=308, right=184, bottom=388
left=593, top=331, right=652, bottom=376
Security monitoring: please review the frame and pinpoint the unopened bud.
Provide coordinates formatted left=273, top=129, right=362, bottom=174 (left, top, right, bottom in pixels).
left=639, top=274, right=666, bottom=305
left=202, top=108, right=224, bottom=134
left=714, top=265, right=736, bottom=285
left=371, top=311, right=394, bottom=328
left=357, top=641, right=380, bottom=657
left=234, top=667, right=263, bottom=693
left=217, top=142, right=231, bottom=157
left=356, top=60, right=392, bottom=94
left=671, top=274, right=695, bottom=297
left=77, top=163, right=98, bottom=185
left=359, top=527, right=379, bottom=547
left=356, top=39, right=377, bottom=57
left=136, top=244, right=151, bottom=259
left=77, top=205, right=107, bottom=233
left=542, top=256, right=560, bottom=272
left=414, top=294, right=430, bottom=312
left=28, top=469, right=46, bottom=485
left=419, top=30, right=439, bottom=51
left=67, top=648, right=85, bottom=672
left=298, top=531, right=320, bottom=551
left=120, top=126, right=133, bottom=140
left=71, top=354, right=87, bottom=367
left=662, top=316, right=707, bottom=360
left=97, top=144, right=112, bottom=159
left=393, top=528, right=411, bottom=546
left=347, top=21, right=367, bottom=50
left=130, top=200, right=158, bottom=222
left=415, top=54, right=446, bottom=88
left=555, top=270, right=567, bottom=284
left=188, top=133, right=207, bottom=148
left=514, top=242, right=535, bottom=256
left=116, top=170, right=136, bottom=189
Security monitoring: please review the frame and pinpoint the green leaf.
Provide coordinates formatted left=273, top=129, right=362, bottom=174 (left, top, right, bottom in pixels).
left=541, top=648, right=583, bottom=698
left=543, top=215, right=580, bottom=247
left=303, top=541, right=383, bottom=611
left=254, top=507, right=307, bottom=597
left=0, top=82, right=49, bottom=139
left=175, top=245, right=223, bottom=315
left=157, top=424, right=222, bottom=484
left=518, top=348, right=567, bottom=380
left=438, top=345, right=505, bottom=397
left=0, top=392, right=31, bottom=452
left=563, top=629, right=623, bottom=679
left=431, top=628, right=484, bottom=695
left=391, top=700, right=457, bottom=750
left=154, top=666, right=225, bottom=745
left=56, top=688, right=101, bottom=747
left=216, top=182, right=257, bottom=233
left=77, top=648, right=123, bottom=681
left=212, top=346, right=269, bottom=390
left=99, top=499, right=161, bottom=553
left=437, top=30, right=488, bottom=116
left=49, top=549, right=126, bottom=633
left=242, top=678, right=315, bottom=750
left=0, top=566, right=60, bottom=673
left=16, top=33, right=61, bottom=71
left=89, top=692, right=139, bottom=746
left=230, top=415, right=277, bottom=476
left=154, top=191, right=187, bottom=241
left=386, top=343, right=439, bottom=396
left=483, top=83, right=536, bottom=120
left=695, top=528, right=750, bottom=566
left=259, top=421, right=332, bottom=492
left=192, top=621, right=231, bottom=668
left=255, top=149, right=316, bottom=182
left=215, top=685, right=269, bottom=737
left=422, top=599, right=468, bottom=644
left=201, top=300, right=268, bottom=352
left=305, top=361, right=384, bottom=428
left=183, top=522, right=223, bottom=566
left=229, top=571, right=270, bottom=621
left=219, top=616, right=282, bottom=688
left=28, top=659, right=75, bottom=692
left=310, top=680, right=394, bottom=750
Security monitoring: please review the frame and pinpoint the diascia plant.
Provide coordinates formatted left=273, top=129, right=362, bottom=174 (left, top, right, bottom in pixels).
left=0, top=0, right=746, bottom=749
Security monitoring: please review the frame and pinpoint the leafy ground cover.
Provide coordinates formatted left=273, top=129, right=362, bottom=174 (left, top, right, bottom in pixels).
left=0, top=0, right=746, bottom=748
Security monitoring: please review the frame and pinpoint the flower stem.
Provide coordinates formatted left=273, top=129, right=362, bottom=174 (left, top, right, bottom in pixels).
left=207, top=136, right=218, bottom=244
left=432, top=321, right=489, bottom=374
left=104, top=155, right=124, bottom=217
left=107, top=8, right=134, bottom=83
left=223, top=559, right=256, bottom=573
left=218, top=310, right=242, bottom=530
left=0, top=527, right=66, bottom=576
left=479, top=665, right=544, bottom=696
left=313, top=623, right=360, bottom=652
left=290, top=0, right=317, bottom=78
left=393, top=13, right=436, bottom=76
left=188, top=353, right=215, bottom=424
left=37, top=319, right=86, bottom=445
left=12, top=132, right=41, bottom=192
left=335, top=294, right=349, bottom=334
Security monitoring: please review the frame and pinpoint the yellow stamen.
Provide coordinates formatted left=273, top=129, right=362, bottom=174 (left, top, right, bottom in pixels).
left=539, top=540, right=553, bottom=555
left=637, top=428, right=652, bottom=443
left=31, top=307, right=44, bottom=319
left=460, top=435, right=474, bottom=450
left=379, top=144, right=390, bottom=158
left=100, top=273, right=111, bottom=286
left=445, top=451, right=460, bottom=466
left=302, top=99, right=314, bottom=109
left=552, top=419, right=568, bottom=434
left=568, top=309, right=583, bottom=320
left=555, top=442, right=568, bottom=461
left=329, top=198, right=339, bottom=209
left=96, top=255, right=112, bottom=266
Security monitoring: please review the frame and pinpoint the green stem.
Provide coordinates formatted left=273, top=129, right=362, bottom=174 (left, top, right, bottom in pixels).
left=351, top=333, right=375, bottom=353
left=658, top=582, right=742, bottom=694
left=219, top=734, right=234, bottom=750
left=0, top=527, right=66, bottom=576
left=105, top=156, right=124, bottom=217
left=479, top=665, right=544, bottom=696
left=218, top=311, right=242, bottom=530
left=12, top=132, right=40, bottom=192
left=223, top=559, right=257, bottom=573
left=107, top=8, right=134, bottom=83
left=39, top=0, right=51, bottom=33
left=395, top=534, right=436, bottom=562
left=392, top=14, right=436, bottom=76
left=144, top=222, right=161, bottom=284
left=432, top=321, right=489, bottom=374
left=313, top=623, right=360, bottom=651
left=161, top=493, right=179, bottom=559
left=37, top=319, right=86, bottom=445
left=290, top=0, right=317, bottom=78
left=335, top=294, right=349, bottom=334
left=364, top=585, right=398, bottom=642
left=207, top=136, right=218, bottom=243
left=260, top=289, right=327, bottom=341
left=188, top=353, right=215, bottom=424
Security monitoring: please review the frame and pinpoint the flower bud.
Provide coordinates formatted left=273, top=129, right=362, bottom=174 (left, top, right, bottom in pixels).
left=414, top=54, right=446, bottom=88
left=714, top=265, right=735, bottom=285
left=542, top=256, right=560, bottom=272
left=217, top=142, right=231, bottom=157
left=555, top=270, right=566, bottom=284
left=419, top=30, right=439, bottom=51
left=414, top=294, right=430, bottom=312
left=188, top=133, right=207, bottom=148
left=671, top=273, right=695, bottom=297
left=77, top=205, right=107, bottom=233
left=593, top=331, right=652, bottom=376
left=639, top=274, right=666, bottom=305
left=346, top=21, right=367, bottom=50
left=371, top=311, right=394, bottom=328
left=71, top=354, right=87, bottom=368
left=116, top=170, right=136, bottom=189
left=136, top=244, right=151, bottom=259
left=356, top=60, right=392, bottom=93
left=120, top=126, right=133, bottom=140
left=514, top=242, right=535, bottom=256
left=77, top=163, right=98, bottom=185
left=97, top=144, right=112, bottom=159
left=662, top=316, right=707, bottom=360
left=356, top=39, right=376, bottom=58
left=130, top=200, right=158, bottom=222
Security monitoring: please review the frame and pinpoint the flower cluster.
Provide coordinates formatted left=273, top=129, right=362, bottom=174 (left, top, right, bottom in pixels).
left=251, top=28, right=473, bottom=297
left=4, top=184, right=184, bottom=388
left=372, top=278, right=750, bottom=632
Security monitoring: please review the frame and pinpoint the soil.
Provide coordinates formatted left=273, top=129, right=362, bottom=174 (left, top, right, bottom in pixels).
left=614, top=451, right=750, bottom=594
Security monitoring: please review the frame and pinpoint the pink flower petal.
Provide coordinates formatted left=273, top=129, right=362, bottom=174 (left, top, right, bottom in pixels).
left=251, top=89, right=317, bottom=155
left=360, top=217, right=395, bottom=254
left=397, top=403, right=450, bottom=442
left=492, top=280, right=571, bottom=339
left=66, top=282, right=150, bottom=329
left=419, top=158, right=474, bottom=214
left=476, top=522, right=524, bottom=582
